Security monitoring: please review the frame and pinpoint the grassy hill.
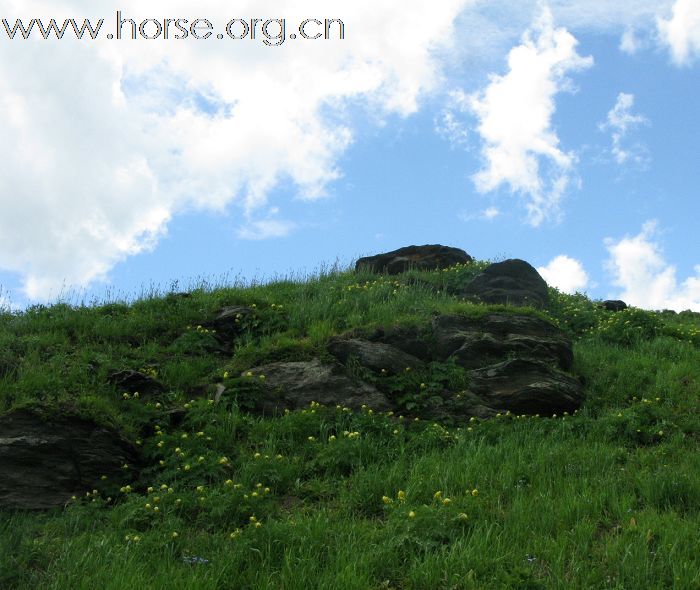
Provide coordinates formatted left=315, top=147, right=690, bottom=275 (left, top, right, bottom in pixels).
left=1, top=259, right=699, bottom=589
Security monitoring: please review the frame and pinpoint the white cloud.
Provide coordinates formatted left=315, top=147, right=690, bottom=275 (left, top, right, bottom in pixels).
left=0, top=0, right=472, bottom=301
left=599, top=92, right=649, bottom=165
left=467, top=7, right=593, bottom=226
left=459, top=207, right=500, bottom=222
left=435, top=89, right=472, bottom=149
left=447, top=1, right=671, bottom=68
left=435, top=110, right=470, bottom=149
left=548, top=0, right=674, bottom=30
left=620, top=27, right=641, bottom=54
left=449, top=1, right=685, bottom=69
left=537, top=255, right=589, bottom=293
left=237, top=219, right=296, bottom=241
left=605, top=221, right=700, bottom=311
left=657, top=0, right=700, bottom=65
left=617, top=24, right=657, bottom=55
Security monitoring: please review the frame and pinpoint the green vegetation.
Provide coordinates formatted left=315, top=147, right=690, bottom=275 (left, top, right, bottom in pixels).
left=1, top=260, right=699, bottom=589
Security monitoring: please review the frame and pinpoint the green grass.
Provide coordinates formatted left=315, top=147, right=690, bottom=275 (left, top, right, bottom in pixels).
left=1, top=260, right=699, bottom=589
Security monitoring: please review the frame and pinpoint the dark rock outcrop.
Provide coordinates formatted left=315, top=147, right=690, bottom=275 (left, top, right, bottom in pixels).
left=355, top=245, right=472, bottom=275
left=239, top=310, right=582, bottom=422
left=0, top=410, right=140, bottom=510
left=432, top=313, right=573, bottom=370
left=463, top=259, right=549, bottom=308
left=327, top=338, right=424, bottom=375
left=467, top=359, right=583, bottom=415
left=602, top=300, right=628, bottom=312
left=240, top=359, right=391, bottom=415
left=361, top=324, right=432, bottom=361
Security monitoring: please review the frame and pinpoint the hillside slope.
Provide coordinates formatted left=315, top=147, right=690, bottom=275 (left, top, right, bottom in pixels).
left=1, top=255, right=699, bottom=589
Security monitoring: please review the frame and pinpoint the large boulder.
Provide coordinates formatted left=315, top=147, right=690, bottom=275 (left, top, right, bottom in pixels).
left=355, top=245, right=472, bottom=275
left=602, top=300, right=627, bottom=312
left=240, top=359, right=392, bottom=415
left=432, top=313, right=573, bottom=370
left=467, top=359, right=584, bottom=416
left=463, top=259, right=549, bottom=308
left=0, top=410, right=140, bottom=510
left=238, top=307, right=585, bottom=421
left=326, top=311, right=581, bottom=421
left=327, top=338, right=424, bottom=375
left=236, top=308, right=584, bottom=422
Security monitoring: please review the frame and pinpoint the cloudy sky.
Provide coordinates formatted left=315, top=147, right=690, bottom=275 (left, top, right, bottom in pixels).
left=1, top=0, right=699, bottom=311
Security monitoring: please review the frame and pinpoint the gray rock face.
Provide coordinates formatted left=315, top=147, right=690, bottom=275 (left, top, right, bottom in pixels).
left=467, top=359, right=584, bottom=416
left=463, top=259, right=549, bottom=308
left=355, top=245, right=472, bottom=275
left=432, top=313, right=573, bottom=370
left=0, top=410, right=140, bottom=510
left=327, top=338, right=424, bottom=375
left=241, top=359, right=392, bottom=415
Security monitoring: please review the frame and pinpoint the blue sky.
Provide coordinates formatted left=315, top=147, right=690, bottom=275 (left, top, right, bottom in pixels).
left=1, top=0, right=699, bottom=311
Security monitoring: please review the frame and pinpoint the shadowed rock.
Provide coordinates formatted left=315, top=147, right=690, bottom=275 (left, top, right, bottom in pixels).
left=355, top=245, right=472, bottom=275
left=241, top=359, right=391, bottom=415
left=327, top=338, right=424, bottom=375
left=355, top=324, right=432, bottom=361
left=432, top=313, right=573, bottom=370
left=240, top=309, right=583, bottom=422
left=463, top=259, right=549, bottom=308
left=467, top=359, right=584, bottom=416
left=0, top=410, right=140, bottom=510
